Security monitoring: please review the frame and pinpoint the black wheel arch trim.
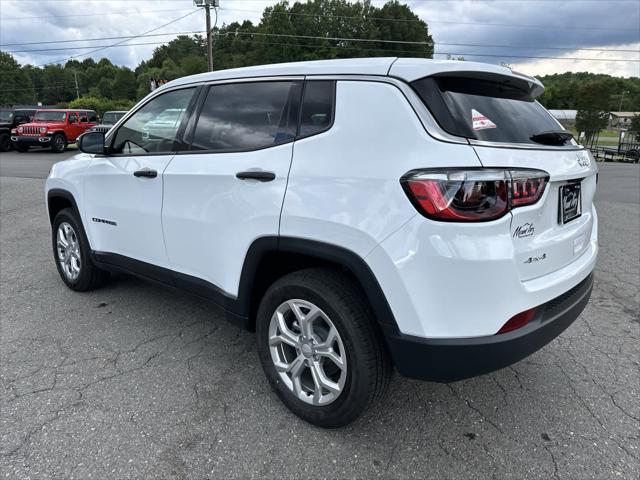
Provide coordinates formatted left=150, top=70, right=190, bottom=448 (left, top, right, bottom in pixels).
left=47, top=188, right=81, bottom=224
left=89, top=236, right=401, bottom=334
left=234, top=237, right=400, bottom=331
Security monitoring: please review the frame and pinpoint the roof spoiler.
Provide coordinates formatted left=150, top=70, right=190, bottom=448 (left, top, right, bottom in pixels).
left=431, top=70, right=545, bottom=99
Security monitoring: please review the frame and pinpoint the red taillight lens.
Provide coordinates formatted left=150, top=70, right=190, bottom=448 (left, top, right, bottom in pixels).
left=510, top=169, right=548, bottom=207
left=497, top=307, right=537, bottom=334
left=402, top=168, right=549, bottom=222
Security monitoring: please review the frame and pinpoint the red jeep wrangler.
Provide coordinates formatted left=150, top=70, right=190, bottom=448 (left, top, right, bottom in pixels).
left=11, top=109, right=98, bottom=153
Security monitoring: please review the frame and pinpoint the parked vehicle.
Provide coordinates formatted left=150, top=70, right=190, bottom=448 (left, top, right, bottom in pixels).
left=0, top=107, right=36, bottom=152
left=90, top=110, right=128, bottom=134
left=141, top=108, right=186, bottom=143
left=46, top=58, right=598, bottom=427
left=11, top=109, right=97, bottom=153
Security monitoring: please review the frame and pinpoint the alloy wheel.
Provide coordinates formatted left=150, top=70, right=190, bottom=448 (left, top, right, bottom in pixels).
left=268, top=299, right=347, bottom=406
left=56, top=222, right=81, bottom=281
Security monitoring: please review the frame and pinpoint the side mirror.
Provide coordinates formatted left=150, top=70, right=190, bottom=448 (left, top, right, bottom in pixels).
left=78, top=131, right=106, bottom=155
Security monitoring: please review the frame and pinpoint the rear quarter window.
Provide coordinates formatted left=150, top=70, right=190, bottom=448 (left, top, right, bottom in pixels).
left=298, top=81, right=335, bottom=138
left=412, top=76, right=561, bottom=145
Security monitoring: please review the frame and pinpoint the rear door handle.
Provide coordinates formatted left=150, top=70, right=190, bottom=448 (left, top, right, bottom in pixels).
left=133, top=168, right=158, bottom=178
left=235, top=171, right=276, bottom=182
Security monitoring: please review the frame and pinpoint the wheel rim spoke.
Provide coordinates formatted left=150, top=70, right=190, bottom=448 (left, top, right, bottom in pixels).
left=272, top=310, right=300, bottom=347
left=310, top=360, right=341, bottom=396
left=315, top=347, right=345, bottom=370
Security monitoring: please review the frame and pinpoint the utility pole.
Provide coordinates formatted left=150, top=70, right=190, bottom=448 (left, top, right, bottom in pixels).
left=619, top=90, right=628, bottom=112
left=73, top=70, right=80, bottom=99
left=194, top=0, right=219, bottom=72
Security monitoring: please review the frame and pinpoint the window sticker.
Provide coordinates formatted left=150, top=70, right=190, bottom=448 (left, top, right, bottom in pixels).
left=471, top=109, right=497, bottom=131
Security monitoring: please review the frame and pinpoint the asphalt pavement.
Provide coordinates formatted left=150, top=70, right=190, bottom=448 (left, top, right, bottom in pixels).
left=1, top=150, right=639, bottom=479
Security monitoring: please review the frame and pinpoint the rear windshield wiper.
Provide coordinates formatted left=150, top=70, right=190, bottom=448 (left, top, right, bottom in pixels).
left=530, top=130, right=573, bottom=146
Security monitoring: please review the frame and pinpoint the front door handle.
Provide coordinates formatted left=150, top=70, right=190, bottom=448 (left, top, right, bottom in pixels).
left=133, top=168, right=158, bottom=178
left=236, top=171, right=276, bottom=182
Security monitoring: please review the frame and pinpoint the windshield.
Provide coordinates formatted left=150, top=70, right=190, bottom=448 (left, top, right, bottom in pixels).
left=103, top=112, right=125, bottom=125
left=0, top=110, right=13, bottom=122
left=412, top=76, right=562, bottom=145
left=34, top=111, right=67, bottom=122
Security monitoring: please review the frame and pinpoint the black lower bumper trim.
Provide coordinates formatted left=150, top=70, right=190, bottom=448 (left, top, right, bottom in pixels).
left=384, top=273, right=594, bottom=382
left=12, top=135, right=51, bottom=145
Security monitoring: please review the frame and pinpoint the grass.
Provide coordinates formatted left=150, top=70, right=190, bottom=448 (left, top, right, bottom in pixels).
left=570, top=129, right=621, bottom=148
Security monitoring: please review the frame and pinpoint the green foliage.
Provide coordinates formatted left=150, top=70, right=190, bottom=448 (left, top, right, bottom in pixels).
left=630, top=115, right=640, bottom=133
left=68, top=96, right=135, bottom=117
left=575, top=81, right=612, bottom=143
left=0, top=52, right=35, bottom=105
left=538, top=72, right=640, bottom=112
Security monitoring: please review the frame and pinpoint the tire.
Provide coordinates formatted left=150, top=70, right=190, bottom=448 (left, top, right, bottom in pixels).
left=51, top=133, right=67, bottom=153
left=256, top=268, right=391, bottom=428
left=15, top=143, right=29, bottom=153
left=52, top=208, right=109, bottom=291
left=0, top=133, right=12, bottom=152
left=626, top=150, right=639, bottom=163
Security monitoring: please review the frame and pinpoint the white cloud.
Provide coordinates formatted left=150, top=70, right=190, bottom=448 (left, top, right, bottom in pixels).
left=0, top=0, right=638, bottom=78
left=511, top=43, right=640, bottom=78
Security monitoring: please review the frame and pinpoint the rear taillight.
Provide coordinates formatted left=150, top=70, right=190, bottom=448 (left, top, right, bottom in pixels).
left=497, top=307, right=537, bottom=334
left=401, top=168, right=549, bottom=222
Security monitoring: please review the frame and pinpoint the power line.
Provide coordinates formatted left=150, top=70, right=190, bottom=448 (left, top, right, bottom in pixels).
left=0, top=31, right=206, bottom=48
left=2, top=30, right=637, bottom=54
left=0, top=83, right=78, bottom=94
left=219, top=31, right=639, bottom=60
left=221, top=6, right=639, bottom=32
left=222, top=38, right=639, bottom=62
left=0, top=8, right=191, bottom=21
left=6, top=38, right=640, bottom=59
left=3, top=36, right=637, bottom=65
left=36, top=9, right=201, bottom=67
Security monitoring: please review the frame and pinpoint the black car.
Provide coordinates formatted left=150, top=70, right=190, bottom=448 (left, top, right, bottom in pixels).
left=0, top=108, right=36, bottom=152
left=89, top=110, right=128, bottom=134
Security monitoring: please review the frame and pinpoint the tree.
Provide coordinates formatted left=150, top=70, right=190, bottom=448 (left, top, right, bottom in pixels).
left=111, top=69, right=137, bottom=100
left=575, top=81, right=611, bottom=145
left=0, top=52, right=35, bottom=105
left=68, top=96, right=135, bottom=116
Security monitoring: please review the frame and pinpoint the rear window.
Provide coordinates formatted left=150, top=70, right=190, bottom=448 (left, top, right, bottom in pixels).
left=412, top=76, right=561, bottom=145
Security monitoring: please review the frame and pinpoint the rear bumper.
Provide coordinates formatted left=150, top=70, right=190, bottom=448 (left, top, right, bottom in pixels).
left=384, top=273, right=593, bottom=382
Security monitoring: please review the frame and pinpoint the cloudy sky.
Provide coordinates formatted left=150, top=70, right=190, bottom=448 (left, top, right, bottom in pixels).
left=1, top=0, right=639, bottom=77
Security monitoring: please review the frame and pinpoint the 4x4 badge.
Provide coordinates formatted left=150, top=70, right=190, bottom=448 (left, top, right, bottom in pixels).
left=524, top=253, right=546, bottom=264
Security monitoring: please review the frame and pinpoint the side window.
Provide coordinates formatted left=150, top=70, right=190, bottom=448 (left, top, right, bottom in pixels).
left=191, top=81, right=299, bottom=152
left=298, top=81, right=335, bottom=137
left=68, top=113, right=78, bottom=123
left=112, top=88, right=195, bottom=154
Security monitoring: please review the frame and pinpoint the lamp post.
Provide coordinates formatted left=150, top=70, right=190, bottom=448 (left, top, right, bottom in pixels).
left=194, top=0, right=219, bottom=72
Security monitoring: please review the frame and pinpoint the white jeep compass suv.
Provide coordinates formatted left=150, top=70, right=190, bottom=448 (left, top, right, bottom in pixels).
left=46, top=58, right=597, bottom=427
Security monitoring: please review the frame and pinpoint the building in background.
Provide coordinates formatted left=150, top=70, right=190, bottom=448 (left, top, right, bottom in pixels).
left=609, top=112, right=640, bottom=129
